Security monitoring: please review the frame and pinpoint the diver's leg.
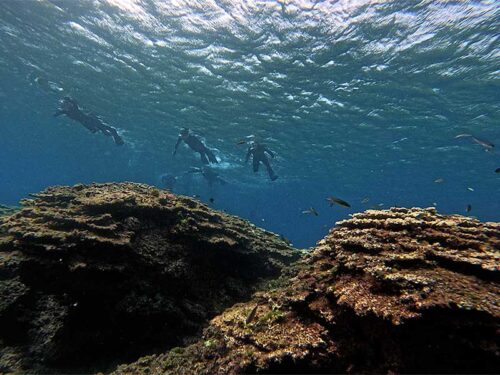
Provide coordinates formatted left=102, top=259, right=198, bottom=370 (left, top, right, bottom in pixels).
left=253, top=158, right=260, bottom=173
left=200, top=152, right=209, bottom=164
left=82, top=123, right=99, bottom=133
left=205, top=148, right=218, bottom=163
left=100, top=124, right=125, bottom=146
left=101, top=125, right=124, bottom=146
left=262, top=158, right=278, bottom=180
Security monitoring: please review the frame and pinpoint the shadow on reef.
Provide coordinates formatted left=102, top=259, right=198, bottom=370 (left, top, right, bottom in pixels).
left=114, top=207, right=499, bottom=375
left=0, top=183, right=300, bottom=373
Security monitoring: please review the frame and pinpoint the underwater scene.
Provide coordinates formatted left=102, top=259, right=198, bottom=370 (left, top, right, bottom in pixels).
left=0, top=1, right=499, bottom=374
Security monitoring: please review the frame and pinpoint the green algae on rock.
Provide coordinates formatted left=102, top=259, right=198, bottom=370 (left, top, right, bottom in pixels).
left=0, top=183, right=301, bottom=373
left=114, top=207, right=499, bottom=375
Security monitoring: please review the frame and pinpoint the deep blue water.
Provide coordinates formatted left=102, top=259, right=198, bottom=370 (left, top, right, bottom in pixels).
left=1, top=0, right=499, bottom=248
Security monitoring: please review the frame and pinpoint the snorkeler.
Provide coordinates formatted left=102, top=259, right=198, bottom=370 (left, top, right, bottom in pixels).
left=54, top=96, right=124, bottom=146
left=173, top=128, right=218, bottom=164
left=245, top=141, right=278, bottom=181
left=160, top=173, right=177, bottom=190
left=188, top=166, right=226, bottom=188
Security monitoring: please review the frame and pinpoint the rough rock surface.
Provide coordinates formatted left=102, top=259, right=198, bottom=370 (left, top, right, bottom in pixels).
left=115, top=207, right=500, bottom=374
left=0, top=204, right=18, bottom=217
left=0, top=183, right=300, bottom=373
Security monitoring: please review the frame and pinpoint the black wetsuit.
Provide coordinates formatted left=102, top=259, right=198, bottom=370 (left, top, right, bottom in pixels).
left=173, top=133, right=217, bottom=164
left=54, top=98, right=124, bottom=146
left=188, top=167, right=226, bottom=188
left=246, top=143, right=278, bottom=181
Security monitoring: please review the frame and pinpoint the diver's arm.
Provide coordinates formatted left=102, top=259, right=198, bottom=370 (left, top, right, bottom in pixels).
left=264, top=148, right=275, bottom=158
left=173, top=137, right=182, bottom=156
left=245, top=147, right=252, bottom=163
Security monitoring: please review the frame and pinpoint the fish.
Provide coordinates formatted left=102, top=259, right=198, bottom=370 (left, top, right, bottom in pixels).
left=455, top=134, right=494, bottom=151
left=236, top=139, right=247, bottom=145
left=467, top=187, right=474, bottom=192
left=434, top=178, right=445, bottom=183
left=361, top=197, right=370, bottom=204
left=302, top=207, right=319, bottom=216
left=466, top=204, right=472, bottom=213
left=326, top=196, right=351, bottom=208
left=495, top=168, right=500, bottom=173
left=209, top=197, right=214, bottom=203
left=245, top=305, right=259, bottom=324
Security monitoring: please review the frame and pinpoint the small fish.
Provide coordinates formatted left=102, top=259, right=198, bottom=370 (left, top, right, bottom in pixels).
left=302, top=207, right=319, bottom=216
left=361, top=197, right=370, bottom=204
left=432, top=202, right=438, bottom=206
left=326, top=196, right=351, bottom=208
left=455, top=134, right=494, bottom=151
left=245, top=305, right=259, bottom=324
left=434, top=178, right=445, bottom=183
left=236, top=139, right=247, bottom=145
left=466, top=204, right=472, bottom=213
left=495, top=168, right=500, bottom=173
left=209, top=197, right=214, bottom=203
left=467, top=187, right=474, bottom=192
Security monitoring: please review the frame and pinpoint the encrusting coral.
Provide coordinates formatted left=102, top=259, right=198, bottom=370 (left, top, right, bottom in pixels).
left=0, top=183, right=300, bottom=373
left=114, top=207, right=499, bottom=374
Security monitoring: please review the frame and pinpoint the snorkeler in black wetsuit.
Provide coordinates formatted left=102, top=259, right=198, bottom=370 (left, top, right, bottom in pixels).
left=54, top=97, right=124, bottom=146
left=173, top=128, right=218, bottom=164
left=245, top=141, right=278, bottom=181
left=189, top=166, right=226, bottom=188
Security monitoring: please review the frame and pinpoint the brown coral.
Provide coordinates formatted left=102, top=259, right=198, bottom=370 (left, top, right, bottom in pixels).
left=115, top=207, right=499, bottom=374
left=0, top=183, right=300, bottom=373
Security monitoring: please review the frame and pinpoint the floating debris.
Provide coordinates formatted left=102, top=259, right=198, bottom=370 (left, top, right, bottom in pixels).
left=302, top=207, right=319, bottom=216
left=466, top=204, right=472, bottom=213
left=326, top=196, right=351, bottom=208
left=455, top=134, right=494, bottom=151
left=434, top=178, right=445, bottom=183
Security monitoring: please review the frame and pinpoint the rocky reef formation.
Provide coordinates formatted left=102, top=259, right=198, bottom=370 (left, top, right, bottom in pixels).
left=115, top=207, right=499, bottom=374
left=0, top=183, right=300, bottom=373
left=0, top=204, right=18, bottom=217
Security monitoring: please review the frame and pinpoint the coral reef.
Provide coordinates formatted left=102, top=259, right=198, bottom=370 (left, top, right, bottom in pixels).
left=0, top=183, right=300, bottom=373
left=0, top=204, right=18, bottom=217
left=115, top=207, right=500, bottom=374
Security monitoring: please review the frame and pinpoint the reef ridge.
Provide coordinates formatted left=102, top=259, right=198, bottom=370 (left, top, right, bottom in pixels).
left=115, top=206, right=499, bottom=374
left=0, top=182, right=300, bottom=373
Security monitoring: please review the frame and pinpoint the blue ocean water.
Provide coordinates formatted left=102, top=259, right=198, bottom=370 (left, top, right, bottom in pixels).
left=0, top=0, right=498, bottom=248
